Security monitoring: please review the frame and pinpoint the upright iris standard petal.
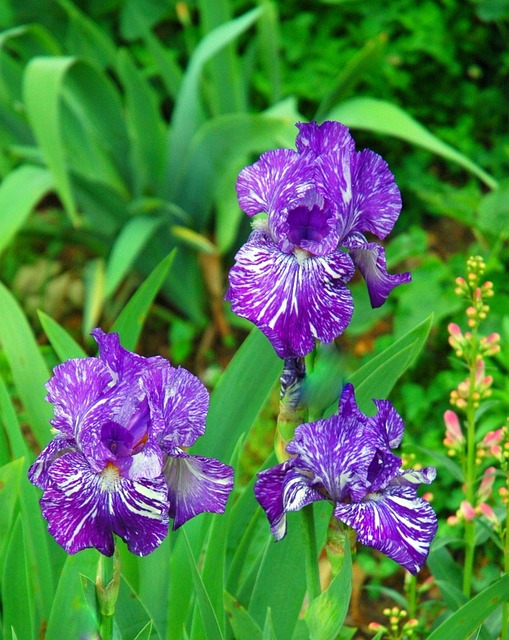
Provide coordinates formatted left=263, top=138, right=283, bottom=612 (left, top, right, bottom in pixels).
left=46, top=358, right=113, bottom=436
left=254, top=384, right=437, bottom=573
left=143, top=364, right=209, bottom=447
left=28, top=328, right=234, bottom=557
left=236, top=149, right=315, bottom=216
left=226, top=229, right=354, bottom=358
left=227, top=120, right=410, bottom=358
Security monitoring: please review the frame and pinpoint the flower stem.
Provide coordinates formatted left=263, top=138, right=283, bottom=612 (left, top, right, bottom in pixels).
left=96, top=541, right=121, bottom=640
left=301, top=504, right=321, bottom=602
left=502, top=490, right=509, bottom=640
left=463, top=334, right=479, bottom=598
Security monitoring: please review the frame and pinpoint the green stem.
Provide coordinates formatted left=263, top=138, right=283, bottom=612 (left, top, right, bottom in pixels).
left=301, top=504, right=321, bottom=602
left=463, top=334, right=479, bottom=598
left=501, top=492, right=509, bottom=640
left=96, top=541, right=121, bottom=640
left=405, top=572, right=418, bottom=619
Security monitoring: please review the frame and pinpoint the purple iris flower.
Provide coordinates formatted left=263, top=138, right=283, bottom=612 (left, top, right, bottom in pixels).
left=254, top=384, right=437, bottom=574
left=226, top=121, right=410, bottom=358
left=28, top=329, right=234, bottom=556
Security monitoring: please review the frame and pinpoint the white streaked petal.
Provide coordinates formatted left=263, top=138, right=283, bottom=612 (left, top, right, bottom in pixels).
left=226, top=230, right=354, bottom=357
left=163, top=451, right=234, bottom=529
left=349, top=242, right=411, bottom=308
left=28, top=435, right=76, bottom=489
left=46, top=358, right=112, bottom=436
left=334, top=485, right=438, bottom=574
left=41, top=451, right=169, bottom=556
left=236, top=148, right=315, bottom=216
left=143, top=364, right=209, bottom=447
left=254, top=461, right=324, bottom=541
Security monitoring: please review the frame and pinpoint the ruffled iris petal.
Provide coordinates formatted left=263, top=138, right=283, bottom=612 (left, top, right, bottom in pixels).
left=350, top=149, right=402, bottom=240
left=333, top=485, right=438, bottom=575
left=254, top=460, right=325, bottom=541
left=226, top=229, right=354, bottom=358
left=92, top=328, right=166, bottom=391
left=46, top=358, right=112, bottom=436
left=163, top=450, right=234, bottom=529
left=288, top=411, right=376, bottom=502
left=296, top=121, right=355, bottom=156
left=236, top=149, right=315, bottom=216
left=28, top=435, right=76, bottom=489
left=349, top=242, right=411, bottom=308
left=41, top=451, right=170, bottom=556
left=143, top=364, right=209, bottom=447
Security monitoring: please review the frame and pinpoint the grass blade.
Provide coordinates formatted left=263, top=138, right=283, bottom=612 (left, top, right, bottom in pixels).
left=111, top=250, right=175, bottom=350
left=0, top=281, right=52, bottom=447
left=0, top=164, right=53, bottom=256
left=23, top=56, right=80, bottom=225
left=426, top=573, right=509, bottom=640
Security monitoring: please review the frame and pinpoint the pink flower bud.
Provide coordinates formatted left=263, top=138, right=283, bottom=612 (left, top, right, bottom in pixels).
left=477, top=467, right=496, bottom=502
left=448, top=323, right=462, bottom=337
left=478, top=502, right=498, bottom=526
left=460, top=501, right=476, bottom=521
left=443, top=410, right=465, bottom=447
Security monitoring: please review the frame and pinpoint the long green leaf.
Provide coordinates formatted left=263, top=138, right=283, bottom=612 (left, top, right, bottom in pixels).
left=182, top=530, right=225, bottom=640
left=197, top=0, right=245, bottom=115
left=328, top=98, right=497, bottom=190
left=175, top=110, right=302, bottom=231
left=23, top=56, right=80, bottom=225
left=305, top=540, right=352, bottom=640
left=248, top=518, right=307, bottom=639
left=426, top=574, right=509, bottom=640
left=167, top=7, right=264, bottom=195
left=192, top=328, right=281, bottom=460
left=0, top=458, right=24, bottom=572
left=2, top=517, right=34, bottom=640
left=315, top=34, right=387, bottom=122
left=111, top=249, right=175, bottom=350
left=45, top=550, right=98, bottom=640
left=57, top=0, right=117, bottom=68
left=104, top=216, right=165, bottom=298
left=225, top=591, right=263, bottom=640
left=0, top=280, right=52, bottom=447
left=0, top=376, right=56, bottom=622
left=116, top=48, right=167, bottom=196
left=0, top=164, right=53, bottom=255
left=38, top=310, right=87, bottom=361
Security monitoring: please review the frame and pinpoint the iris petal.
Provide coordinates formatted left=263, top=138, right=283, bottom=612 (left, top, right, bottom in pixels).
left=41, top=451, right=169, bottom=556
left=236, top=148, right=315, bottom=216
left=144, top=364, right=209, bottom=447
left=163, top=450, right=234, bottom=529
left=46, top=358, right=112, bottom=436
left=334, top=485, right=438, bottom=575
left=226, top=229, right=354, bottom=358
left=349, top=242, right=411, bottom=308
left=255, top=461, right=325, bottom=541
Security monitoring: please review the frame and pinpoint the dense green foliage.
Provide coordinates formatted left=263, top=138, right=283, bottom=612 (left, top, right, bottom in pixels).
left=0, top=0, right=508, bottom=638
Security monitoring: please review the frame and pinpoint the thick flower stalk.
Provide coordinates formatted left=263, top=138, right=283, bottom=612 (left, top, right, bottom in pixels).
left=28, top=329, right=234, bottom=556
left=226, top=120, right=410, bottom=358
left=254, top=384, right=437, bottom=574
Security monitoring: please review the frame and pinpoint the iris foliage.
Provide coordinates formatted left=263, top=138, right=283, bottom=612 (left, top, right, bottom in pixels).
left=0, top=1, right=508, bottom=639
